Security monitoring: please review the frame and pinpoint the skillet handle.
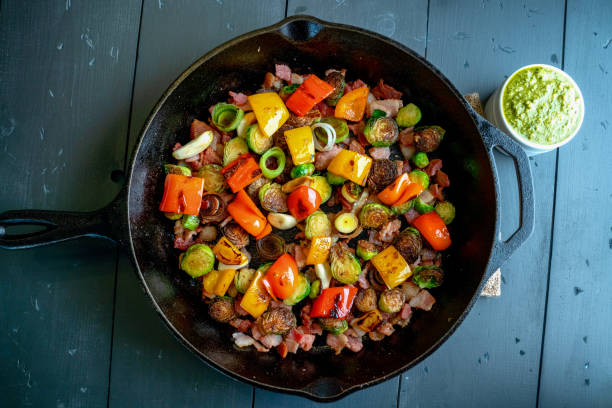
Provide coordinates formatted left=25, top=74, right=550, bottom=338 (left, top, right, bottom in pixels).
left=0, top=186, right=128, bottom=250
left=475, top=113, right=535, bottom=275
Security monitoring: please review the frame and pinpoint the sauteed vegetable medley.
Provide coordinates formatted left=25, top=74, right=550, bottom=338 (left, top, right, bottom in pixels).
left=159, top=65, right=455, bottom=355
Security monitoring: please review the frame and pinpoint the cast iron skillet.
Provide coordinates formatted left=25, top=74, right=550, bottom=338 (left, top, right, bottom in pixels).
left=0, top=16, right=534, bottom=402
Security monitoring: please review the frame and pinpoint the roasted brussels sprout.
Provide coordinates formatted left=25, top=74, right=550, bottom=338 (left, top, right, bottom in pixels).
left=378, top=288, right=406, bottom=314
left=286, top=108, right=321, bottom=127
left=164, top=164, right=192, bottom=176
left=341, top=182, right=362, bottom=204
left=391, top=199, right=414, bottom=215
left=363, top=117, right=399, bottom=147
left=414, top=126, right=445, bottom=152
left=223, top=137, right=249, bottom=166
left=246, top=176, right=271, bottom=199
left=356, top=240, right=379, bottom=261
left=330, top=242, right=362, bottom=285
left=354, top=288, right=378, bottom=312
left=309, top=279, right=321, bottom=299
left=435, top=201, right=456, bottom=224
left=358, top=203, right=391, bottom=229
left=412, top=265, right=444, bottom=289
left=284, top=273, right=311, bottom=306
left=396, top=103, right=422, bottom=128
left=408, top=170, right=430, bottom=189
left=234, top=268, right=256, bottom=294
left=326, top=172, right=347, bottom=186
left=246, top=123, right=273, bottom=154
left=324, top=70, right=346, bottom=107
left=412, top=152, right=429, bottom=169
left=258, top=307, right=296, bottom=335
left=291, top=163, right=315, bottom=179
left=393, top=228, right=422, bottom=264
left=180, top=244, right=215, bottom=278
left=305, top=211, right=332, bottom=239
left=196, top=164, right=226, bottom=193
left=367, top=159, right=399, bottom=193
left=258, top=183, right=288, bottom=213
left=208, top=297, right=236, bottom=323
left=413, top=196, right=435, bottom=214
left=318, top=317, right=348, bottom=334
left=222, top=222, right=249, bottom=248
left=310, top=175, right=332, bottom=204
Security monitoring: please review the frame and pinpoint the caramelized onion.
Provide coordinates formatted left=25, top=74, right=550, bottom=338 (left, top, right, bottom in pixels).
left=256, top=234, right=286, bottom=261
left=199, top=193, right=227, bottom=224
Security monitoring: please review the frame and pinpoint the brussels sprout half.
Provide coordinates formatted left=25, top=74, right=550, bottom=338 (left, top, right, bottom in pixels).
left=196, top=164, right=227, bottom=193
left=305, top=211, right=332, bottom=239
left=330, top=243, right=362, bottom=285
left=358, top=202, right=391, bottom=229
left=363, top=117, right=399, bottom=147
left=435, top=201, right=456, bottom=224
left=412, top=265, right=444, bottom=289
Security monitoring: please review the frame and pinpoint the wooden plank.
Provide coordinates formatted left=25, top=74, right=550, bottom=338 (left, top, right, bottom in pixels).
left=399, top=1, right=564, bottom=406
left=107, top=1, right=285, bottom=407
left=538, top=1, right=612, bottom=406
left=253, top=1, right=427, bottom=407
left=0, top=0, right=141, bottom=407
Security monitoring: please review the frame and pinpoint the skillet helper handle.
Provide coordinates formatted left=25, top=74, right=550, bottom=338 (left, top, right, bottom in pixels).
left=477, top=114, right=535, bottom=274
left=0, top=187, right=128, bottom=250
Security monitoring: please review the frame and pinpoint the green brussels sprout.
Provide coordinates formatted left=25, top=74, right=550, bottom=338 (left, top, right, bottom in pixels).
left=290, top=163, right=315, bottom=179
left=358, top=202, right=391, bottom=229
left=413, top=196, right=435, bottom=214
left=396, top=103, right=422, bottom=127
left=393, top=227, right=422, bottom=264
left=196, top=164, right=226, bottom=193
left=314, top=117, right=349, bottom=143
left=435, top=201, right=456, bottom=224
left=258, top=183, right=288, bottom=213
left=363, top=117, right=399, bottom=147
left=326, top=172, right=347, bottom=186
left=258, top=307, right=296, bottom=335
left=234, top=268, right=256, bottom=294
left=356, top=240, right=379, bottom=261
left=181, top=214, right=200, bottom=231
left=391, top=199, right=414, bottom=215
left=412, top=265, right=444, bottom=289
left=354, top=288, right=378, bottom=312
left=279, top=84, right=299, bottom=99
left=414, top=126, right=446, bottom=152
left=208, top=296, right=237, bottom=323
left=223, top=137, right=249, bottom=166
left=408, top=170, right=430, bottom=189
left=284, top=273, right=311, bottom=306
left=305, top=211, right=332, bottom=239
left=180, top=244, right=215, bottom=278
left=310, top=175, right=332, bottom=204
left=370, top=109, right=386, bottom=119
left=309, top=279, right=321, bottom=299
left=324, top=71, right=346, bottom=107
left=412, top=152, right=429, bottom=169
left=164, top=164, right=192, bottom=176
left=329, top=243, right=362, bottom=285
left=318, top=317, right=348, bottom=334
left=378, top=288, right=406, bottom=314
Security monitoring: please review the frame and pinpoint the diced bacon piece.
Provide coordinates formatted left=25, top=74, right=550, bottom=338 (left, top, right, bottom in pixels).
left=409, top=290, right=436, bottom=311
left=251, top=324, right=264, bottom=341
left=429, top=184, right=445, bottom=201
left=326, top=333, right=348, bottom=355
left=347, top=121, right=365, bottom=138
left=347, top=138, right=365, bottom=155
left=368, top=331, right=386, bottom=341
left=252, top=341, right=270, bottom=353
left=315, top=101, right=335, bottom=117
left=172, top=142, right=182, bottom=151
left=293, top=245, right=307, bottom=269
left=229, top=318, right=251, bottom=332
left=263, top=72, right=283, bottom=91
left=368, top=230, right=383, bottom=246
left=425, top=159, right=443, bottom=177
left=260, top=334, right=283, bottom=349
left=234, top=299, right=249, bottom=317
left=277, top=342, right=288, bottom=358
left=190, top=119, right=214, bottom=140
left=398, top=127, right=415, bottom=146
left=371, top=79, right=403, bottom=100
left=400, top=304, right=412, bottom=320
left=345, top=333, right=364, bottom=353
left=290, top=72, right=305, bottom=85
left=358, top=264, right=370, bottom=289
left=298, top=333, right=316, bottom=351
left=366, top=99, right=403, bottom=118
left=232, top=332, right=255, bottom=348
left=379, top=219, right=402, bottom=243
left=401, top=281, right=421, bottom=300
left=275, top=64, right=292, bottom=82
left=369, top=146, right=390, bottom=160
left=404, top=208, right=420, bottom=223
left=376, top=322, right=395, bottom=337
left=314, top=144, right=343, bottom=170
left=435, top=170, right=450, bottom=187
left=344, top=79, right=368, bottom=93
left=309, top=323, right=323, bottom=336
left=228, top=91, right=251, bottom=111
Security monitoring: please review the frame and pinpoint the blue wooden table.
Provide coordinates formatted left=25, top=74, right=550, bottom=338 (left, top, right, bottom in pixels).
left=1, top=1, right=610, bottom=407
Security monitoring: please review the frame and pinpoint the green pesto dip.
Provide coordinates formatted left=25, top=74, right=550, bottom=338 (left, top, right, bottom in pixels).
left=502, top=66, right=583, bottom=145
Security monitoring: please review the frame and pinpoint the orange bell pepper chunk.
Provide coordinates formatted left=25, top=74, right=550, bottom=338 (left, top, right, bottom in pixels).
left=412, top=212, right=452, bottom=251
left=221, top=153, right=263, bottom=193
left=235, top=189, right=265, bottom=219
left=377, top=173, right=410, bottom=205
left=158, top=174, right=204, bottom=215
left=254, top=223, right=272, bottom=240
left=227, top=200, right=266, bottom=236
left=392, top=183, right=425, bottom=208
left=334, top=86, right=369, bottom=122
left=286, top=75, right=335, bottom=116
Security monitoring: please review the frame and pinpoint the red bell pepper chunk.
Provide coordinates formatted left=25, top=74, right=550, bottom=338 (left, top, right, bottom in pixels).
left=158, top=174, right=204, bottom=215
left=287, top=185, right=321, bottom=221
left=310, top=286, right=358, bottom=319
left=286, top=75, right=335, bottom=116
left=221, top=153, right=263, bottom=193
left=262, top=253, right=299, bottom=300
left=412, top=211, right=451, bottom=251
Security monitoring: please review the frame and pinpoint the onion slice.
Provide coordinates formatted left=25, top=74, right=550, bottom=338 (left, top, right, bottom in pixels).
left=172, top=130, right=214, bottom=160
left=312, top=122, right=336, bottom=151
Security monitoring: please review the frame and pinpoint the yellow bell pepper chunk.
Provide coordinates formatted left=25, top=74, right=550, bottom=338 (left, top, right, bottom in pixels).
left=240, top=270, right=271, bottom=318
left=370, top=245, right=412, bottom=289
left=327, top=149, right=372, bottom=186
left=213, top=237, right=247, bottom=265
left=202, top=269, right=236, bottom=297
left=354, top=309, right=383, bottom=332
left=306, top=237, right=332, bottom=265
left=202, top=270, right=220, bottom=296
left=247, top=92, right=289, bottom=138
left=284, top=125, right=315, bottom=165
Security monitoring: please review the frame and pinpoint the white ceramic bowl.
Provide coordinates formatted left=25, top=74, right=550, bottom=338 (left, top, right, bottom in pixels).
left=484, top=64, right=585, bottom=156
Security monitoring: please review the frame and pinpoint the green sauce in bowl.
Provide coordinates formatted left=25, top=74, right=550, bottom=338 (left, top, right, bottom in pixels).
left=502, top=65, right=583, bottom=145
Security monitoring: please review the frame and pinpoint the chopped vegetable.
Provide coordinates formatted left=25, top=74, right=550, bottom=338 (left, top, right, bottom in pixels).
left=212, top=103, right=244, bottom=132
left=287, top=186, right=321, bottom=221
left=411, top=212, right=451, bottom=251
left=315, top=117, right=349, bottom=144
left=196, top=164, right=226, bottom=193
left=246, top=123, right=273, bottom=154
left=340, top=182, right=362, bottom=204
left=286, top=74, right=335, bottom=116
left=363, top=117, right=399, bottom=147
left=247, top=92, right=289, bottom=137
left=413, top=196, right=435, bottom=214
left=310, top=175, right=332, bottom=204
left=393, top=227, right=422, bottom=264
left=370, top=109, right=386, bottom=119
left=391, top=198, right=414, bottom=215
left=370, top=245, right=412, bottom=289
left=306, top=236, right=333, bottom=265
left=310, top=286, right=358, bottom=318
left=240, top=269, right=271, bottom=318
left=180, top=244, right=215, bottom=278
left=227, top=190, right=268, bottom=236
left=267, top=212, right=297, bottom=230
left=223, top=137, right=249, bottom=166
left=234, top=268, right=256, bottom=294
left=285, top=125, right=315, bottom=165
left=330, top=243, right=362, bottom=285
left=353, top=309, right=383, bottom=332
left=309, top=280, right=321, bottom=299
left=435, top=201, right=456, bottom=224
left=305, top=211, right=332, bottom=239
left=318, top=318, right=348, bottom=334
left=412, top=265, right=444, bottom=289
left=377, top=173, right=409, bottom=205
left=283, top=273, right=311, bottom=305
left=396, top=103, right=422, bottom=127
left=159, top=174, right=204, bottom=215
left=324, top=71, right=346, bottom=107
left=392, top=183, right=425, bottom=208
left=326, top=172, right=347, bottom=186
left=203, top=269, right=236, bottom=297
left=181, top=214, right=200, bottom=231
left=334, top=86, right=369, bottom=122
left=212, top=237, right=248, bottom=265
left=259, top=147, right=286, bottom=179
left=221, top=153, right=263, bottom=193
left=208, top=296, right=236, bottom=322
left=378, top=288, right=405, bottom=313
left=356, top=240, right=379, bottom=261
left=262, top=253, right=299, bottom=300
left=358, top=202, right=391, bottom=229
left=217, top=258, right=249, bottom=271
left=172, top=130, right=214, bottom=160
left=164, top=212, right=182, bottom=220
left=281, top=176, right=313, bottom=193
left=258, top=182, right=288, bottom=213
left=408, top=170, right=430, bottom=189
left=412, top=152, right=429, bottom=169
left=199, top=193, right=227, bottom=224
left=258, top=307, right=296, bottom=335
left=164, top=164, right=192, bottom=176
left=236, top=111, right=257, bottom=139
left=354, top=288, right=377, bottom=312
left=315, top=263, right=332, bottom=290
left=414, top=126, right=445, bottom=152
left=290, top=163, right=315, bottom=179
left=334, top=212, right=359, bottom=234
left=279, top=83, right=299, bottom=100
left=256, top=233, right=286, bottom=261
left=312, top=122, right=336, bottom=151
left=327, top=149, right=372, bottom=186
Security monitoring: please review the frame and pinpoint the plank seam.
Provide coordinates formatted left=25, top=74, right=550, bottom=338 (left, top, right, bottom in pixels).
left=535, top=1, right=568, bottom=406
left=424, top=0, right=431, bottom=58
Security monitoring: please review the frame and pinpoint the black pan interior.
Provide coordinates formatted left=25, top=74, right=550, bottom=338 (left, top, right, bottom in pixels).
left=126, top=19, right=497, bottom=399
